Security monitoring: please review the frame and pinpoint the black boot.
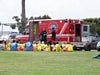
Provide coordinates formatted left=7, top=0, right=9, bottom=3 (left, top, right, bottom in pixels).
left=93, top=54, right=100, bottom=59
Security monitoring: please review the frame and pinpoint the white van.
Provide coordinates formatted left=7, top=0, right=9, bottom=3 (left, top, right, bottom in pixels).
left=96, top=41, right=100, bottom=51
left=0, top=34, right=16, bottom=41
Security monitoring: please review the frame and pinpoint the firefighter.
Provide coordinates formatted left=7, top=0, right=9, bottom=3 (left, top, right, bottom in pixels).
left=39, top=28, right=47, bottom=43
left=51, top=28, right=56, bottom=41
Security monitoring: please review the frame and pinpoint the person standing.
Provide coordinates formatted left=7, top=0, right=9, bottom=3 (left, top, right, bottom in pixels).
left=40, top=28, right=47, bottom=43
left=51, top=28, right=56, bottom=41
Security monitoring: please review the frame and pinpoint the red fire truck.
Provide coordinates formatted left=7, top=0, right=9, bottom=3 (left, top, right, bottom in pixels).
left=16, top=19, right=91, bottom=50
left=28, top=19, right=83, bottom=42
left=15, top=19, right=98, bottom=51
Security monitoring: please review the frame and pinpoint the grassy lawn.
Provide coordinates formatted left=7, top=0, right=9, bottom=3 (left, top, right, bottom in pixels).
left=0, top=51, right=100, bottom=75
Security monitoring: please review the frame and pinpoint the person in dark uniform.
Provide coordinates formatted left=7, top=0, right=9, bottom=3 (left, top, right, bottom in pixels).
left=51, top=28, right=56, bottom=41
left=40, top=28, right=47, bottom=43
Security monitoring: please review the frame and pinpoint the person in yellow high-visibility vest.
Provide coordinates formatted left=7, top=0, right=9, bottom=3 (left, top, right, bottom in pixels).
left=43, top=43, right=48, bottom=51
left=46, top=43, right=50, bottom=51
left=66, top=42, right=73, bottom=52
left=51, top=42, right=56, bottom=51
left=45, top=42, right=51, bottom=51
left=33, top=41, right=36, bottom=51
left=62, top=42, right=67, bottom=52
left=41, top=41, right=48, bottom=51
left=55, top=42, right=62, bottom=52
left=17, top=40, right=25, bottom=51
left=2, top=40, right=6, bottom=50
left=20, top=41, right=25, bottom=51
left=5, top=40, right=11, bottom=51
left=37, top=41, right=42, bottom=51
left=17, top=40, right=21, bottom=51
left=33, top=41, right=42, bottom=51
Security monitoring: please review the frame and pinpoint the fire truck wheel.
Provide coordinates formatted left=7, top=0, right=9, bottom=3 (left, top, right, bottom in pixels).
left=73, top=46, right=77, bottom=50
left=97, top=48, right=100, bottom=51
left=73, top=46, right=82, bottom=51
left=84, top=45, right=91, bottom=51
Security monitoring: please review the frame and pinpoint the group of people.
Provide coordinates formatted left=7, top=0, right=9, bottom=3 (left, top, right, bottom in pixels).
left=33, top=41, right=73, bottom=52
left=1, top=28, right=73, bottom=51
left=2, top=39, right=73, bottom=52
left=2, top=39, right=32, bottom=51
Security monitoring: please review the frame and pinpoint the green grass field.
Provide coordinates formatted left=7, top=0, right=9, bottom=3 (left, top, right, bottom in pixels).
left=0, top=51, right=100, bottom=75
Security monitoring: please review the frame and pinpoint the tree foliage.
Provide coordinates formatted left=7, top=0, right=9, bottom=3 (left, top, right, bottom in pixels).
left=12, top=16, right=22, bottom=33
left=12, top=16, right=20, bottom=22
left=12, top=0, right=27, bottom=34
left=29, top=15, right=51, bottom=20
left=10, top=24, right=16, bottom=29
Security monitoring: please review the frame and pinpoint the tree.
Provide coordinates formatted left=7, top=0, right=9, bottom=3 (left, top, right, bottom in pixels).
left=21, top=0, right=27, bottom=34
left=29, top=15, right=51, bottom=20
left=12, top=0, right=27, bottom=33
left=12, top=16, right=20, bottom=22
left=12, top=16, right=22, bottom=33
left=42, top=15, right=51, bottom=19
left=10, top=24, right=16, bottom=29
left=29, top=16, right=34, bottom=20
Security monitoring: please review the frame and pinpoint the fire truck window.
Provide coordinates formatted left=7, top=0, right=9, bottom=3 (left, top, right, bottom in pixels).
left=83, top=26, right=88, bottom=32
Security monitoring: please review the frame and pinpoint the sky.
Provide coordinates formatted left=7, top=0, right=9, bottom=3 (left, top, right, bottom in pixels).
left=0, top=0, right=100, bottom=23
